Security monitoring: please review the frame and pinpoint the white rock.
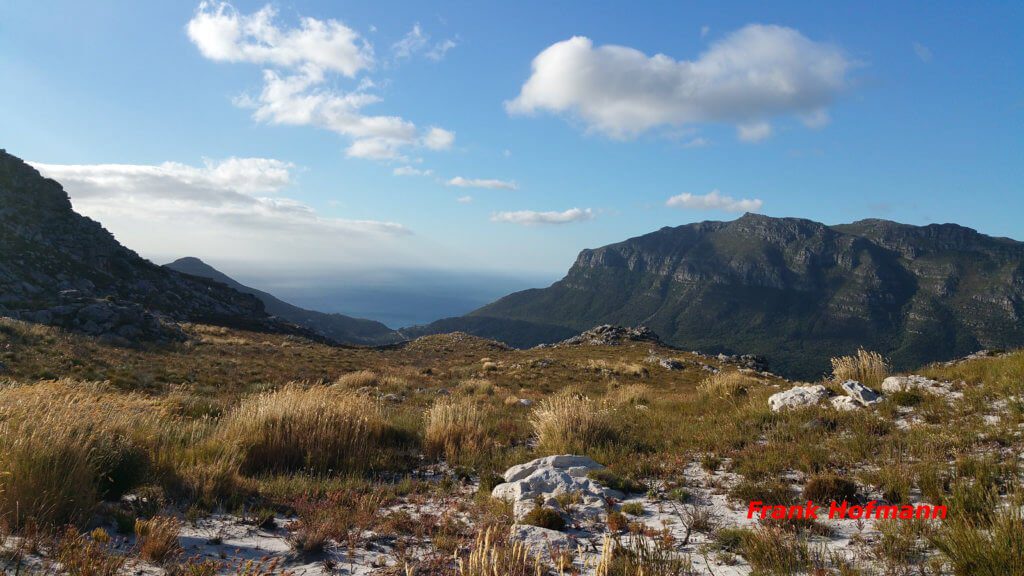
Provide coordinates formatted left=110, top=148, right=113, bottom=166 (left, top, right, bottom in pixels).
left=768, top=385, right=829, bottom=412
left=830, top=395, right=860, bottom=411
left=492, top=455, right=614, bottom=522
left=840, top=380, right=881, bottom=406
left=518, top=398, right=533, bottom=407
left=881, top=375, right=961, bottom=398
left=509, top=525, right=577, bottom=554
left=502, top=455, right=602, bottom=483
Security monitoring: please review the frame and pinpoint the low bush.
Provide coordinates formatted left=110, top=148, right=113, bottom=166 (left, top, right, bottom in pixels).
left=803, top=474, right=859, bottom=504
left=587, top=468, right=646, bottom=494
left=521, top=505, right=565, bottom=531
left=136, top=516, right=182, bottom=563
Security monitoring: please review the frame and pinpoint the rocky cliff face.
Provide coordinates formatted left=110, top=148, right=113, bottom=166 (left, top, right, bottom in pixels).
left=0, top=150, right=291, bottom=343
left=432, top=213, right=1024, bottom=378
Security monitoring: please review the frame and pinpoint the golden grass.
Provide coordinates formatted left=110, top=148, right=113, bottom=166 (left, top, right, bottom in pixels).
left=606, top=383, right=651, bottom=406
left=424, top=397, right=486, bottom=463
left=699, top=371, right=757, bottom=398
left=218, top=385, right=389, bottom=475
left=0, top=380, right=161, bottom=527
left=457, top=526, right=544, bottom=576
left=135, top=516, right=182, bottom=563
left=831, top=348, right=889, bottom=387
left=530, top=391, right=617, bottom=455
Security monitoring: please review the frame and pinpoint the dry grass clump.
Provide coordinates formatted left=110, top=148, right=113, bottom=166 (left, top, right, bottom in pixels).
left=0, top=380, right=161, bottom=528
left=584, top=359, right=647, bottom=378
left=333, top=370, right=409, bottom=390
left=135, top=516, right=182, bottom=563
left=831, top=348, right=889, bottom=387
left=55, top=525, right=126, bottom=576
left=218, top=385, right=389, bottom=475
left=424, top=397, right=486, bottom=463
left=530, top=391, right=617, bottom=455
left=458, top=378, right=496, bottom=396
left=699, top=371, right=757, bottom=398
left=458, top=526, right=545, bottom=576
left=606, top=383, right=651, bottom=406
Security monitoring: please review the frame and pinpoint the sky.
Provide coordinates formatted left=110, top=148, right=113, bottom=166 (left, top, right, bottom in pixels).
left=1, top=1, right=1022, bottom=319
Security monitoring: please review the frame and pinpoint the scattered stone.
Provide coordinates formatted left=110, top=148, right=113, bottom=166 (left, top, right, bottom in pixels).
left=768, top=384, right=829, bottom=412
left=840, top=380, right=881, bottom=406
left=518, top=398, right=533, bottom=407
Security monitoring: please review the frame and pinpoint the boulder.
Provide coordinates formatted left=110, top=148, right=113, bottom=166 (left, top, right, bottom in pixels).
left=509, top=525, right=577, bottom=554
left=840, top=380, right=881, bottom=406
left=881, top=375, right=960, bottom=398
left=768, top=384, right=829, bottom=412
left=830, top=395, right=860, bottom=411
left=492, top=455, right=614, bottom=521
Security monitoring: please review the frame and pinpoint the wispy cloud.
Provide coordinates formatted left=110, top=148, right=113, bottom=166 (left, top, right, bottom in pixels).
left=393, top=165, right=432, bottom=176
left=665, top=190, right=762, bottom=213
left=507, top=25, right=851, bottom=142
left=31, top=158, right=410, bottom=264
left=187, top=2, right=454, bottom=162
left=447, top=176, right=518, bottom=190
left=912, top=42, right=933, bottom=63
left=491, top=207, right=594, bottom=226
left=456, top=195, right=473, bottom=204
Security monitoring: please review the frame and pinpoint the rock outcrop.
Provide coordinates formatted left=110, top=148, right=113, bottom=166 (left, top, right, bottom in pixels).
left=492, top=455, right=619, bottom=523
left=768, top=384, right=830, bottom=411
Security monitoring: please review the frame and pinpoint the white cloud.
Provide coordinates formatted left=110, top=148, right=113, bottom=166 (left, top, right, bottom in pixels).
left=700, top=25, right=710, bottom=38
left=422, top=127, right=455, bottom=150
left=681, top=137, right=709, bottom=148
left=665, top=190, right=763, bottom=213
left=912, top=42, right=933, bottom=63
left=506, top=25, right=851, bottom=141
left=188, top=2, right=454, bottom=162
left=456, top=195, right=473, bottom=204
left=392, top=23, right=428, bottom=60
left=187, top=2, right=372, bottom=76
left=447, top=176, right=518, bottom=190
left=491, top=208, right=594, bottom=226
left=391, top=23, right=456, bottom=62
left=426, top=39, right=457, bottom=61
left=393, top=165, right=432, bottom=176
left=31, top=159, right=412, bottom=265
left=737, top=122, right=773, bottom=142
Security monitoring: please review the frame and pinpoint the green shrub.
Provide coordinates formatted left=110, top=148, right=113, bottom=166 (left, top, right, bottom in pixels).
left=588, top=469, right=646, bottom=494
left=620, top=502, right=644, bottom=516
left=802, top=474, right=859, bottom=504
left=522, top=505, right=565, bottom=531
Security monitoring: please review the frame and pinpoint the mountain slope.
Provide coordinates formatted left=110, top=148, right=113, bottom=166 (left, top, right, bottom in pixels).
left=165, top=257, right=402, bottom=346
left=413, top=214, right=1024, bottom=378
left=0, top=149, right=304, bottom=341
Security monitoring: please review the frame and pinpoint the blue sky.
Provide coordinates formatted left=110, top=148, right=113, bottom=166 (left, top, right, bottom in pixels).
left=2, top=0, right=1021, bottom=285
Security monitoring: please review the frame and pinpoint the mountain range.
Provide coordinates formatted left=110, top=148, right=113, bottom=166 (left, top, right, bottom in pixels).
left=411, top=213, right=1024, bottom=378
left=3, top=146, right=1024, bottom=378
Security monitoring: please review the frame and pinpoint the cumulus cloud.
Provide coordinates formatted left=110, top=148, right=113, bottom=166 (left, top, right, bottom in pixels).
left=506, top=25, right=851, bottom=140
left=447, top=176, right=518, bottom=190
left=665, top=190, right=763, bottom=213
left=31, top=159, right=411, bottom=265
left=491, top=208, right=594, bottom=226
left=187, top=2, right=454, bottom=161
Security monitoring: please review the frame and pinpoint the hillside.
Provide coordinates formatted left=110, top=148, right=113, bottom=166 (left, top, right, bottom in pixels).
left=0, top=149, right=304, bottom=342
left=414, top=213, right=1024, bottom=378
left=165, top=257, right=402, bottom=346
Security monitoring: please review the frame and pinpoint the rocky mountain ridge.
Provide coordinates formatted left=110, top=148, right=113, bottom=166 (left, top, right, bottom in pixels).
left=0, top=149, right=308, bottom=343
left=414, top=213, right=1024, bottom=378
